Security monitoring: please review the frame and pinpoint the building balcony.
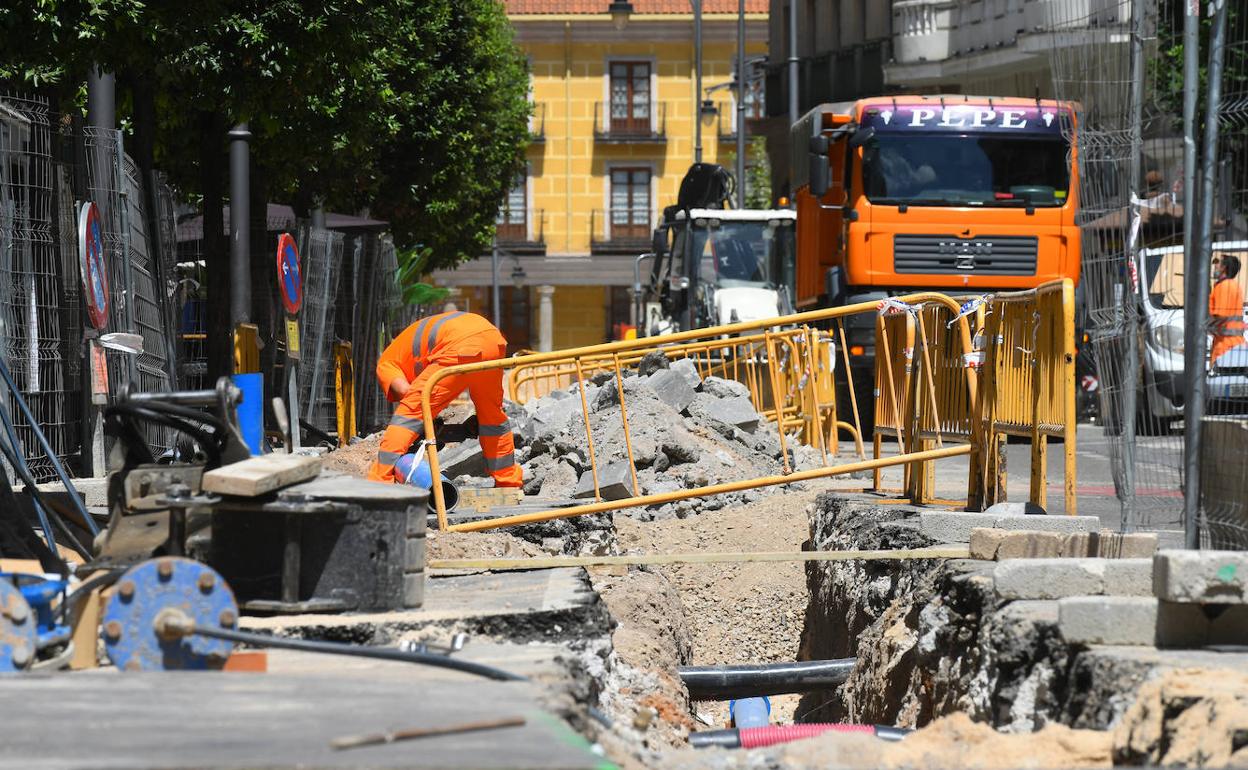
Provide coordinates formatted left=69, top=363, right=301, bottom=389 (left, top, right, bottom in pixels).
left=529, top=102, right=545, bottom=143
left=495, top=209, right=546, bottom=255
left=893, top=0, right=957, bottom=64
left=590, top=208, right=653, bottom=254
left=593, top=102, right=668, bottom=144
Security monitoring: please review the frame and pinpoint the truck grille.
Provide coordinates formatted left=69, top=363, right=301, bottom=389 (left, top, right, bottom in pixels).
left=893, top=234, right=1038, bottom=276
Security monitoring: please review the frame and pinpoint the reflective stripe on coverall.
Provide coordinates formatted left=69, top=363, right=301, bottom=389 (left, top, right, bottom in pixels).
left=369, top=311, right=523, bottom=487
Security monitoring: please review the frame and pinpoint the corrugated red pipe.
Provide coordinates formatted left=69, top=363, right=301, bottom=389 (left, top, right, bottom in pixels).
left=739, top=723, right=875, bottom=749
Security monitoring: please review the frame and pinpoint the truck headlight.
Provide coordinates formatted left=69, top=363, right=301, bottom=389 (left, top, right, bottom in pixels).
left=1149, top=324, right=1184, bottom=354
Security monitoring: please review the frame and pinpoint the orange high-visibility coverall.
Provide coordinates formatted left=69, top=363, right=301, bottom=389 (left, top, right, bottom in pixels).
left=1210, top=278, right=1247, bottom=365
left=369, top=311, right=523, bottom=486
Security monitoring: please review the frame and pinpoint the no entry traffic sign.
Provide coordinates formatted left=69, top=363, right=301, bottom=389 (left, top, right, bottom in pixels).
left=276, top=232, right=302, bottom=315
left=78, top=201, right=110, bottom=330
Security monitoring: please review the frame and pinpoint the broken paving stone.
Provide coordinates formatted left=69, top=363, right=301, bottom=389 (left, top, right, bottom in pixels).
left=668, top=358, right=702, bottom=389
left=700, top=375, right=751, bottom=400
left=438, top=438, right=485, bottom=478
left=646, top=368, right=697, bottom=413
left=573, top=460, right=635, bottom=501
left=1154, top=549, right=1248, bottom=605
left=686, top=392, right=761, bottom=435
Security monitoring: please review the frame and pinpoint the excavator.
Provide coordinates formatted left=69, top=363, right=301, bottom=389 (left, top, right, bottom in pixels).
left=635, top=164, right=796, bottom=337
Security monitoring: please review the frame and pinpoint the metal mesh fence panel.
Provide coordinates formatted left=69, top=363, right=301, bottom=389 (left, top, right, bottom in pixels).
left=0, top=94, right=77, bottom=482
left=349, top=234, right=412, bottom=434
left=84, top=127, right=173, bottom=456
left=1200, top=1, right=1248, bottom=548
left=1045, top=0, right=1182, bottom=533
left=297, top=227, right=344, bottom=435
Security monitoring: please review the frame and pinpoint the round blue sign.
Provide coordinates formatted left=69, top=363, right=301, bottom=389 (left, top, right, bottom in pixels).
left=276, top=233, right=302, bottom=315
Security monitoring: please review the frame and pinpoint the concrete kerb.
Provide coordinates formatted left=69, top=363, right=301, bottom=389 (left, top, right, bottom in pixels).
left=1058, top=595, right=1248, bottom=647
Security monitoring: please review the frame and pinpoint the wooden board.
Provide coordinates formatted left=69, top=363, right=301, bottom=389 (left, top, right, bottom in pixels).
left=202, top=454, right=322, bottom=497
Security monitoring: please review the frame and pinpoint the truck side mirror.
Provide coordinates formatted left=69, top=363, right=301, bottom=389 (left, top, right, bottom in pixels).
left=849, top=126, right=875, bottom=149
left=809, top=153, right=830, bottom=198
left=824, top=266, right=847, bottom=307
left=651, top=228, right=666, bottom=257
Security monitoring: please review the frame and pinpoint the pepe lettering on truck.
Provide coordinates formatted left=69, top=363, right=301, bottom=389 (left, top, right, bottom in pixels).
left=792, top=95, right=1082, bottom=425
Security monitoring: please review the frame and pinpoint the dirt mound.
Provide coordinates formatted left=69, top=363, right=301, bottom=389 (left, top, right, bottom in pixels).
left=1113, top=668, right=1248, bottom=767
left=323, top=432, right=382, bottom=478
left=427, top=530, right=544, bottom=561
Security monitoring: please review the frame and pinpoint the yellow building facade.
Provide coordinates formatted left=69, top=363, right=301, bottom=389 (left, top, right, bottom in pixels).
left=433, top=0, right=769, bottom=352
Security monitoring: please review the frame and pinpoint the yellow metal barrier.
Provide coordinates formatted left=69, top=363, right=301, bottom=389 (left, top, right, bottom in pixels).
left=233, top=323, right=260, bottom=374
left=423, top=293, right=971, bottom=532
left=334, top=341, right=356, bottom=448
left=969, top=280, right=1077, bottom=514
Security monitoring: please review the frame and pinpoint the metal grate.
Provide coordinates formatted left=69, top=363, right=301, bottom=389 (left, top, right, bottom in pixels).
left=0, top=94, right=77, bottom=482
left=893, top=234, right=1038, bottom=275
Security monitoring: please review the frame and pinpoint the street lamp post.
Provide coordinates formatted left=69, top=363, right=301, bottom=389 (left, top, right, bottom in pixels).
left=736, top=0, right=746, bottom=208
left=693, top=0, right=703, bottom=164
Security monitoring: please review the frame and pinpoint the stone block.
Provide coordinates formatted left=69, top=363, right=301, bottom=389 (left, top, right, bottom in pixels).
left=1156, top=601, right=1248, bottom=648
left=686, top=393, right=761, bottom=434
left=994, top=513, right=1101, bottom=535
left=669, top=358, right=702, bottom=389
left=1062, top=532, right=1093, bottom=558
left=1103, top=559, right=1154, bottom=597
left=994, top=559, right=1106, bottom=600
left=983, top=501, right=1048, bottom=516
left=1058, top=596, right=1158, bottom=646
left=919, top=512, right=999, bottom=543
left=995, top=531, right=1066, bottom=560
left=646, top=368, right=697, bottom=413
left=701, top=375, right=751, bottom=400
left=969, top=528, right=1009, bottom=560
left=1092, top=531, right=1159, bottom=559
left=438, top=439, right=486, bottom=478
left=572, top=460, right=635, bottom=501
left=1154, top=549, right=1248, bottom=605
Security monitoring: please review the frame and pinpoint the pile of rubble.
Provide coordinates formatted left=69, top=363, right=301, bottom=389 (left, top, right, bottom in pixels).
left=501, top=352, right=821, bottom=520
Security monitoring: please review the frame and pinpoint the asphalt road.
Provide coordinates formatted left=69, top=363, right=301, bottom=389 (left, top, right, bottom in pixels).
left=866, top=422, right=1186, bottom=535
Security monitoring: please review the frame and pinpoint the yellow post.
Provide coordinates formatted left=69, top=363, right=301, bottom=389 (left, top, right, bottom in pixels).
left=334, top=341, right=356, bottom=448
left=233, top=323, right=260, bottom=374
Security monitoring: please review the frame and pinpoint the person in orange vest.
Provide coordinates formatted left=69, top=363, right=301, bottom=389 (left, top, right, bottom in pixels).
left=369, top=311, right=523, bottom=487
left=1209, top=253, right=1246, bottom=366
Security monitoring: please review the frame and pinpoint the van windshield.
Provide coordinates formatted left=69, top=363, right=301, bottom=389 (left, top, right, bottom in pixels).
left=862, top=134, right=1071, bottom=207
left=1145, top=247, right=1248, bottom=309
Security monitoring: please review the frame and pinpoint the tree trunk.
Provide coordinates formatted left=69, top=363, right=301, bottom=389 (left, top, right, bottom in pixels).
left=201, top=111, right=229, bottom=381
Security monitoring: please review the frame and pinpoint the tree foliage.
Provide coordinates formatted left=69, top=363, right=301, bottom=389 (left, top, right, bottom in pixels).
left=0, top=0, right=530, bottom=270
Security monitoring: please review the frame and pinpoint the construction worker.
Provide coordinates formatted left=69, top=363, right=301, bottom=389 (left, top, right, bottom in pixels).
left=1210, top=253, right=1246, bottom=366
left=369, top=311, right=523, bottom=487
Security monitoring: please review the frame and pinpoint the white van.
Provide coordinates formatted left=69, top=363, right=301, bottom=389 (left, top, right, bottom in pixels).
left=1137, top=241, right=1248, bottom=430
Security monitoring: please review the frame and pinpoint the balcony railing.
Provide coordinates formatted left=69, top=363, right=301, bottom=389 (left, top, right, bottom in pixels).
left=529, top=102, right=545, bottom=143
left=590, top=208, right=653, bottom=253
left=495, top=209, right=546, bottom=253
left=593, top=101, right=668, bottom=143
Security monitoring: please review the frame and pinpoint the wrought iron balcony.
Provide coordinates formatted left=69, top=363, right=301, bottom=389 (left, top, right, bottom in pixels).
left=495, top=208, right=546, bottom=254
left=529, top=103, right=545, bottom=143
left=593, top=101, right=668, bottom=143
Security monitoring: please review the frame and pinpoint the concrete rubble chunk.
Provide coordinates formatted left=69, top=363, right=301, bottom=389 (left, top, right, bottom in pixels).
left=645, top=368, right=697, bottom=414
left=1154, top=549, right=1248, bottom=605
left=969, top=528, right=1009, bottom=560
left=572, top=460, right=635, bottom=501
left=1058, top=596, right=1158, bottom=646
left=983, top=501, right=1048, bottom=516
left=995, top=559, right=1106, bottom=600
left=668, top=357, right=702, bottom=389
left=700, top=375, right=752, bottom=400
left=438, top=438, right=486, bottom=478
left=686, top=393, right=761, bottom=435
left=637, top=350, right=670, bottom=377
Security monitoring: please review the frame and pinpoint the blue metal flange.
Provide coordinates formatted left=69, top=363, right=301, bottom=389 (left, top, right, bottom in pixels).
left=0, top=578, right=37, bottom=672
left=102, top=557, right=238, bottom=671
left=17, top=575, right=70, bottom=649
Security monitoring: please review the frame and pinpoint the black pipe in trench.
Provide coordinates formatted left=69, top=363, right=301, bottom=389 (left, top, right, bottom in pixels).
left=678, top=659, right=856, bottom=700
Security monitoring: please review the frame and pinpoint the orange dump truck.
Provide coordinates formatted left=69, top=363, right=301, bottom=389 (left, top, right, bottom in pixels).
left=792, top=95, right=1081, bottom=417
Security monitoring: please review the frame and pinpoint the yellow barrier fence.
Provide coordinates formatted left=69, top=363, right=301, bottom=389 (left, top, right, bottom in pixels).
left=413, top=280, right=1075, bottom=531
left=424, top=292, right=978, bottom=532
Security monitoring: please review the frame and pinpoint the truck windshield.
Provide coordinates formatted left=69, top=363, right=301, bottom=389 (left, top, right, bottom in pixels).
left=862, top=135, right=1071, bottom=207
left=691, top=220, right=794, bottom=289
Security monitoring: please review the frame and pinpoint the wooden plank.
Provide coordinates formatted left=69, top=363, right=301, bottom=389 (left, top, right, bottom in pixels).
left=70, top=583, right=106, bottom=670
left=429, top=545, right=970, bottom=572
left=202, top=454, right=322, bottom=497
